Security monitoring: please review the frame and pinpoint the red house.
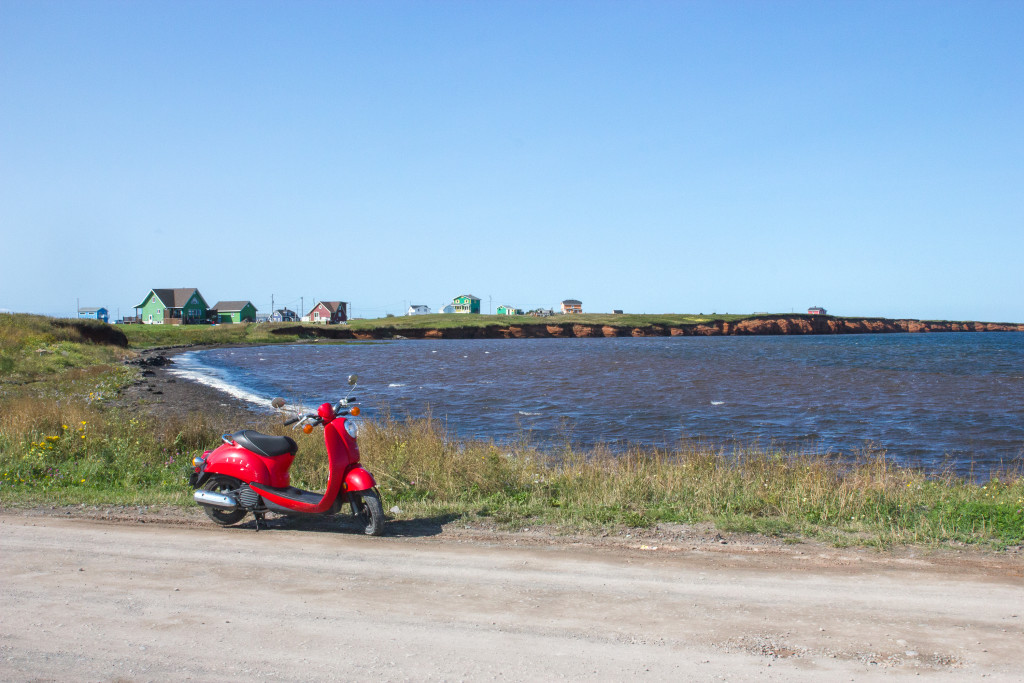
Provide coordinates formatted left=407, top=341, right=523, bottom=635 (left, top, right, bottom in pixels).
left=807, top=306, right=827, bottom=315
left=306, top=301, right=347, bottom=324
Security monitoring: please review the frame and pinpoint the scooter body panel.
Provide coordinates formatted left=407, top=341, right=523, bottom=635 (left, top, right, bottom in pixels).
left=203, top=442, right=293, bottom=488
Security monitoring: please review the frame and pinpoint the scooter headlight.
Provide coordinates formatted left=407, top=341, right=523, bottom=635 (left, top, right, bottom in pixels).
left=344, top=420, right=359, bottom=439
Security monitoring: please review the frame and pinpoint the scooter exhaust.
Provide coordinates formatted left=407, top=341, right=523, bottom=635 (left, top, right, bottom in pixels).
left=194, top=490, right=238, bottom=509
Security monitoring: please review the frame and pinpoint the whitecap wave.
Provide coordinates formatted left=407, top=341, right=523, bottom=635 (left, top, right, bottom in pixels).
left=711, top=401, right=725, bottom=406
left=517, top=411, right=542, bottom=416
left=168, top=351, right=310, bottom=412
left=388, top=383, right=406, bottom=388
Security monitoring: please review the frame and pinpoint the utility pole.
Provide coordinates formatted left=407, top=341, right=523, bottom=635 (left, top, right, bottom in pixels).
left=301, top=297, right=304, bottom=319
left=271, top=294, right=274, bottom=314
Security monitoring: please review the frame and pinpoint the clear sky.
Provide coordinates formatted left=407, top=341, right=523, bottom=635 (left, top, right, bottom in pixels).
left=2, top=1, right=1022, bottom=321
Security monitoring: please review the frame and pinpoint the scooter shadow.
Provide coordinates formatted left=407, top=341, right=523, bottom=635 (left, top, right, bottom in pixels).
left=232, top=512, right=460, bottom=538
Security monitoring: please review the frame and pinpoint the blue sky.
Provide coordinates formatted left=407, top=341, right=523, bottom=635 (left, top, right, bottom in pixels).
left=2, top=1, right=1022, bottom=321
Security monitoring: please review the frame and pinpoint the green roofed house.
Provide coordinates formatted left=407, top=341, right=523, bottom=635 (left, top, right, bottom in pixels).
left=211, top=301, right=257, bottom=324
left=452, top=294, right=481, bottom=314
left=135, top=288, right=209, bottom=325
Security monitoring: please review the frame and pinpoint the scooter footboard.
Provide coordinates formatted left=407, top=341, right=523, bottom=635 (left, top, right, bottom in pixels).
left=344, top=466, right=376, bottom=492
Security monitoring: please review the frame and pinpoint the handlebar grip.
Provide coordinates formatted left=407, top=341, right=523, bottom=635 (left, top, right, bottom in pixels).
left=283, top=417, right=299, bottom=425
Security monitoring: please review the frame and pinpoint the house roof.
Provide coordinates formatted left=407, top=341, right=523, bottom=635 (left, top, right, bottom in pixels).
left=78, top=307, right=106, bottom=313
left=273, top=308, right=295, bottom=315
left=455, top=294, right=480, bottom=301
left=212, top=301, right=255, bottom=312
left=136, top=288, right=203, bottom=309
left=562, top=299, right=582, bottom=305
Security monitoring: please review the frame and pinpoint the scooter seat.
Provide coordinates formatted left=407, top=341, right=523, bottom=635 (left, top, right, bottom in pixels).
left=229, top=430, right=298, bottom=458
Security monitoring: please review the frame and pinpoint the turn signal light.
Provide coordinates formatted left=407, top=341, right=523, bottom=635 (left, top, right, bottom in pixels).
left=349, top=406, right=360, bottom=416
left=303, top=424, right=313, bottom=434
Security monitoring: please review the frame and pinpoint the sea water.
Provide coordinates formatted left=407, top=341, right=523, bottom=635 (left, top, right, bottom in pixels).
left=169, top=333, right=1024, bottom=477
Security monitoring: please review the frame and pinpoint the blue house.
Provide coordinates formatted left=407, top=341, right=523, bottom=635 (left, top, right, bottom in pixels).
left=78, top=307, right=109, bottom=323
left=270, top=308, right=298, bottom=322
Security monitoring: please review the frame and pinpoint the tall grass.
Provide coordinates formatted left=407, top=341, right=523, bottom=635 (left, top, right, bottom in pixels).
left=348, top=414, right=1023, bottom=548
left=3, top=396, right=1021, bottom=547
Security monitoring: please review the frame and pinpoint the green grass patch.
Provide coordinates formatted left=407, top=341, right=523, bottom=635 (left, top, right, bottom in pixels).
left=344, top=312, right=751, bottom=331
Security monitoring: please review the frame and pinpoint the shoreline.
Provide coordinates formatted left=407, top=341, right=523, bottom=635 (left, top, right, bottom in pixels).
left=116, top=346, right=262, bottom=423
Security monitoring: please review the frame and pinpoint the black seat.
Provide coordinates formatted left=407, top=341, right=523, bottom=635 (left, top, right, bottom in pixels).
left=230, top=430, right=298, bottom=458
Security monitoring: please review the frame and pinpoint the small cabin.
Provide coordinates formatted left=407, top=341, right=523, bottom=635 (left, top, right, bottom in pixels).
left=407, top=304, right=431, bottom=316
left=808, top=306, right=827, bottom=315
left=211, top=301, right=257, bottom=324
left=78, top=307, right=109, bottom=323
left=269, top=308, right=298, bottom=322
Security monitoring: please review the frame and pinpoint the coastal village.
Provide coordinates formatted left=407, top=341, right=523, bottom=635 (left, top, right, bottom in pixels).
left=76, top=288, right=601, bottom=325
left=75, top=287, right=832, bottom=325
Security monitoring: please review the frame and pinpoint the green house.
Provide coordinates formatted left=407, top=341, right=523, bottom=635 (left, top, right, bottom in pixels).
left=135, top=288, right=209, bottom=325
left=497, top=305, right=523, bottom=316
left=211, top=301, right=257, bottom=324
left=452, top=294, right=481, bottom=314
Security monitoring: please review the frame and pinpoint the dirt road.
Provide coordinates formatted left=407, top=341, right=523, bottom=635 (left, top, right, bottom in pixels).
left=1, top=510, right=1022, bottom=682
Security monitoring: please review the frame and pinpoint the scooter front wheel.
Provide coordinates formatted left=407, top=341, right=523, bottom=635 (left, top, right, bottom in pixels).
left=200, top=475, right=248, bottom=526
left=350, top=489, right=385, bottom=536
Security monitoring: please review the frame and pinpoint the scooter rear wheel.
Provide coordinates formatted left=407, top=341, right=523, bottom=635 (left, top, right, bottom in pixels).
left=200, top=475, right=248, bottom=526
left=351, top=489, right=385, bottom=536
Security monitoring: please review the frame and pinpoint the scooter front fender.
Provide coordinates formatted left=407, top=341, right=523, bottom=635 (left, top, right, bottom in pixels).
left=344, top=466, right=376, bottom=493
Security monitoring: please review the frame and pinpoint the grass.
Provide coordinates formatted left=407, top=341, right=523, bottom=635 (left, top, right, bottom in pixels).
left=343, top=312, right=751, bottom=331
left=120, top=320, right=347, bottom=348
left=2, top=313, right=1022, bottom=549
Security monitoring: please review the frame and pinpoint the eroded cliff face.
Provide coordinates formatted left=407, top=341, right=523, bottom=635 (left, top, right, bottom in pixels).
left=269, top=316, right=1024, bottom=341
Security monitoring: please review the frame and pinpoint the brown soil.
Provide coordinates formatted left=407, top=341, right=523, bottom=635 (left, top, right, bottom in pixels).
left=1, top=507, right=1022, bottom=681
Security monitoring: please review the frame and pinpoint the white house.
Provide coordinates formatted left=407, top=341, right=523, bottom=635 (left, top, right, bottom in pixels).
left=440, top=303, right=456, bottom=314
left=407, top=304, right=431, bottom=316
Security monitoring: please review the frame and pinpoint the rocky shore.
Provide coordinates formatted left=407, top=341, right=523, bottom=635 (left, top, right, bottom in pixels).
left=276, top=315, right=1024, bottom=341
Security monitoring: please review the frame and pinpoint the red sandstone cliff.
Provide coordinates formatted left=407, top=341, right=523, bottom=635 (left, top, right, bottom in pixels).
left=269, top=316, right=1024, bottom=341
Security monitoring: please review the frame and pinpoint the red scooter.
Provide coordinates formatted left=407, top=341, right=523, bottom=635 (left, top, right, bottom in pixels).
left=188, top=374, right=384, bottom=535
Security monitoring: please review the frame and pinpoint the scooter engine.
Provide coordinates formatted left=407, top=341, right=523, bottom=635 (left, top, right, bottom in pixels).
left=237, top=484, right=261, bottom=509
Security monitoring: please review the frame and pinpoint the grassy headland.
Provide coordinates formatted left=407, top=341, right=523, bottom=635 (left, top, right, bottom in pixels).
left=345, top=312, right=746, bottom=330
left=1, top=313, right=1022, bottom=549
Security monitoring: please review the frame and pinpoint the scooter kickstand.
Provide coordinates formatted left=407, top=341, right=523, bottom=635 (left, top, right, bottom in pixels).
left=253, top=512, right=266, bottom=531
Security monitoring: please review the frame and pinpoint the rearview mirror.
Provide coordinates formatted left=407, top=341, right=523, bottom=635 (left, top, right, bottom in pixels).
left=347, top=374, right=358, bottom=386
left=271, top=397, right=286, bottom=409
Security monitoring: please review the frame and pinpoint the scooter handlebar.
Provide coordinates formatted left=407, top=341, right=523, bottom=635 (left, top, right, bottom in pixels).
left=283, top=416, right=299, bottom=426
